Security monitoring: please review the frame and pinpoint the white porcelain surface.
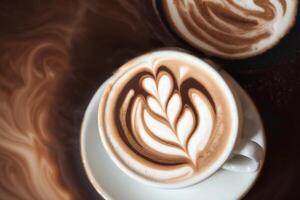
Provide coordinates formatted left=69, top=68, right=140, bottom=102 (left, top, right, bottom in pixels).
left=80, top=71, right=266, bottom=200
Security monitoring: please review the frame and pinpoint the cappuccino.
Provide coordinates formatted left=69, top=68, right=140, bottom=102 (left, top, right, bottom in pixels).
left=98, top=51, right=240, bottom=186
left=162, top=0, right=298, bottom=59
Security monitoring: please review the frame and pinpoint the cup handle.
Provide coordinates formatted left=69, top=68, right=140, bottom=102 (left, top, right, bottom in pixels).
left=222, top=140, right=264, bottom=173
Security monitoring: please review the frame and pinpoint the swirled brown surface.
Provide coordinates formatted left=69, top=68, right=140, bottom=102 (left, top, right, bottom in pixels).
left=162, top=0, right=298, bottom=58
left=99, top=52, right=238, bottom=183
left=0, top=0, right=88, bottom=199
left=0, top=30, right=72, bottom=199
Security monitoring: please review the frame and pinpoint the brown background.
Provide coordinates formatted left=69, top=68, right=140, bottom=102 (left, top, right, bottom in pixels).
left=0, top=0, right=300, bottom=199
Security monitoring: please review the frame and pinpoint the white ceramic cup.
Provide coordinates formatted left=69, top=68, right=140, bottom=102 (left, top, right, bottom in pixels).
left=97, top=50, right=264, bottom=189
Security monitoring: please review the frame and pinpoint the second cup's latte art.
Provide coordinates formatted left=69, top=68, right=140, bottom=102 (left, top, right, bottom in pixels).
left=162, top=0, right=298, bottom=59
left=99, top=52, right=239, bottom=183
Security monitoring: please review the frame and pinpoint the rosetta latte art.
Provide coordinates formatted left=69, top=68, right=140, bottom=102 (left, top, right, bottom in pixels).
left=162, top=0, right=298, bottom=58
left=99, top=52, right=236, bottom=183
left=129, top=69, right=215, bottom=166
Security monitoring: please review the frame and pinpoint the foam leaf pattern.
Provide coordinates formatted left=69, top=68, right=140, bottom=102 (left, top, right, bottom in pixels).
left=136, top=72, right=215, bottom=165
left=167, top=92, right=181, bottom=128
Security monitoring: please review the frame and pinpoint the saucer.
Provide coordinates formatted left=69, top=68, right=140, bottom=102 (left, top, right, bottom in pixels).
left=80, top=71, right=266, bottom=200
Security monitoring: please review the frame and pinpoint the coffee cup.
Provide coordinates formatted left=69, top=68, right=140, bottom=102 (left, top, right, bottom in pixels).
left=98, top=50, right=264, bottom=189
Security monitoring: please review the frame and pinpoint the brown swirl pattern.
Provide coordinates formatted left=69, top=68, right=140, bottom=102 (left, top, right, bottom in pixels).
left=0, top=40, right=72, bottom=200
left=162, top=0, right=298, bottom=58
left=0, top=0, right=89, bottom=199
left=99, top=52, right=236, bottom=182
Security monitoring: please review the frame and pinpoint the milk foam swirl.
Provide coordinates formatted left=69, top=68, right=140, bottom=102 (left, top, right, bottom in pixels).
left=162, top=0, right=298, bottom=58
left=99, top=52, right=236, bottom=182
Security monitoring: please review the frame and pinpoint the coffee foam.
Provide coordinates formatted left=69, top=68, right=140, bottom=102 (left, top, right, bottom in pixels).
left=98, top=51, right=237, bottom=183
left=162, top=0, right=298, bottom=59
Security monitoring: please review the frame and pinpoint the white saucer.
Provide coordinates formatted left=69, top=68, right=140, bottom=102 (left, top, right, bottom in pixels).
left=80, top=71, right=266, bottom=200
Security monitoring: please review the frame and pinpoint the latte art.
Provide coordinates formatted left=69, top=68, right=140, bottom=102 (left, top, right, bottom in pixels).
left=162, top=0, right=298, bottom=58
left=128, top=69, right=216, bottom=166
left=99, top=52, right=238, bottom=183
